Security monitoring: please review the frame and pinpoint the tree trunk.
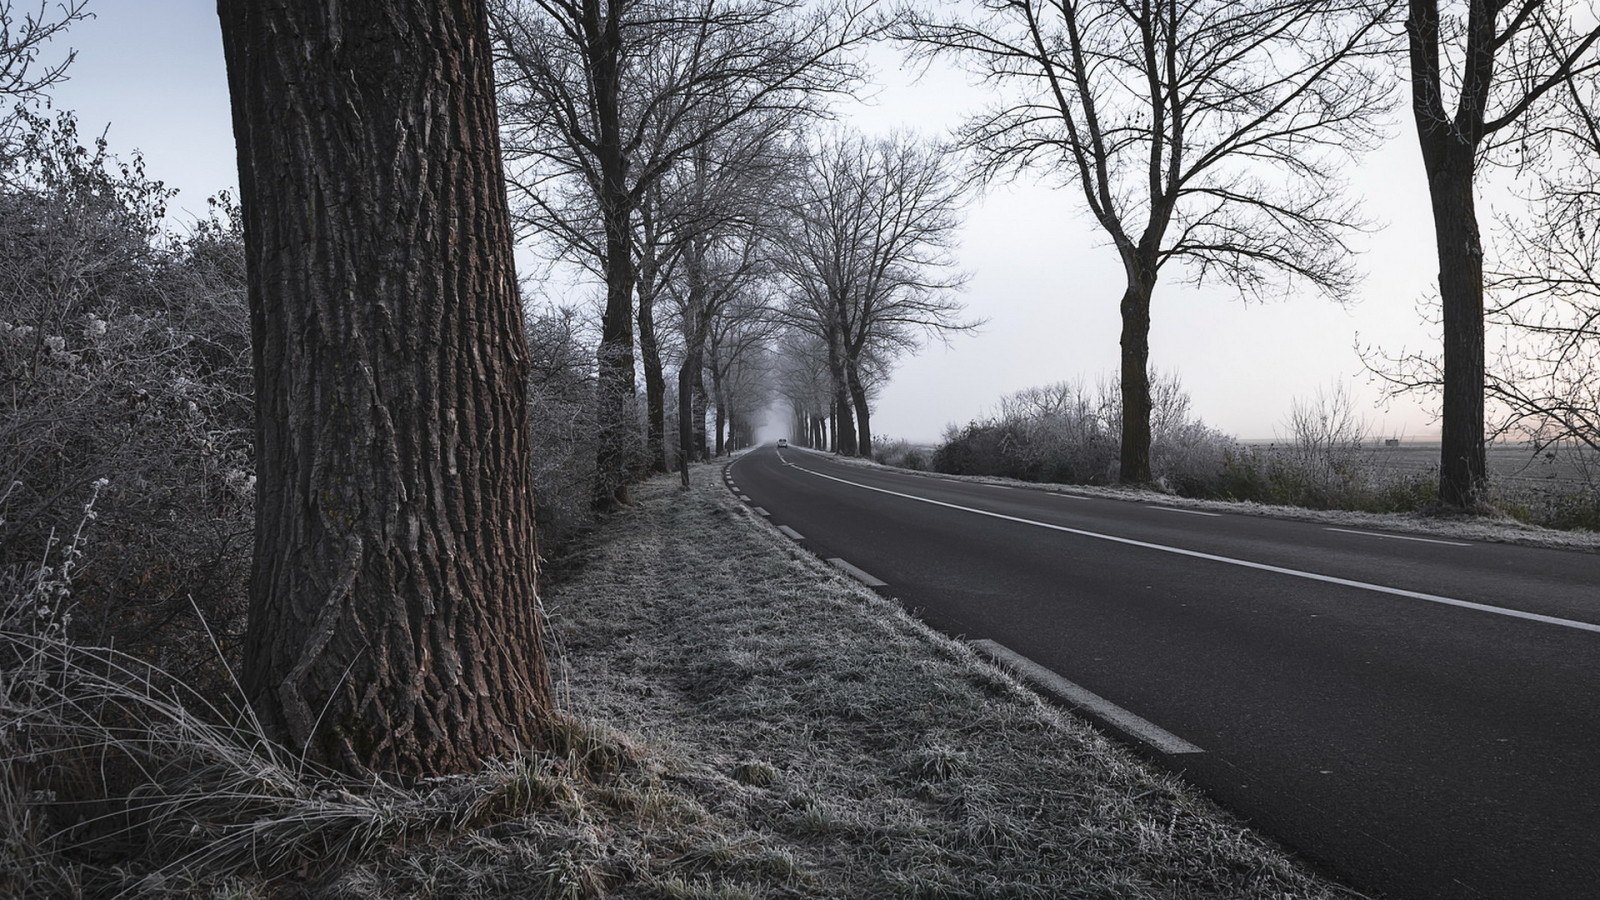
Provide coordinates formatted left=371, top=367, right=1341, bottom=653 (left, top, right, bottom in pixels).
left=1424, top=162, right=1487, bottom=507
left=1414, top=134, right=1487, bottom=507
left=846, top=362, right=872, bottom=459
left=219, top=0, right=553, bottom=779
left=591, top=2, right=636, bottom=510
left=1117, top=276, right=1154, bottom=484
left=697, top=364, right=712, bottom=457
left=713, top=358, right=732, bottom=451
left=676, top=350, right=699, bottom=487
left=638, top=275, right=667, bottom=474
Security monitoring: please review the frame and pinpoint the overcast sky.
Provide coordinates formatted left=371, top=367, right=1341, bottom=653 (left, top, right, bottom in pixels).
left=45, top=1, right=1448, bottom=443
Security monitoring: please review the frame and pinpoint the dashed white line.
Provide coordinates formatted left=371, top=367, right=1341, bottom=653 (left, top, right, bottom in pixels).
left=739, top=495, right=752, bottom=502
left=1325, top=528, right=1471, bottom=547
left=1150, top=506, right=1221, bottom=517
left=972, top=639, right=1203, bottom=755
left=753, top=507, right=770, bottom=517
left=827, top=557, right=887, bottom=587
left=783, top=461, right=1600, bottom=635
left=777, top=525, right=805, bottom=540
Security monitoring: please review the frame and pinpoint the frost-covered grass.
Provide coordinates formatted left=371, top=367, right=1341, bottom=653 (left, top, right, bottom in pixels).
left=5, top=468, right=1366, bottom=897
left=520, top=469, right=1359, bottom=898
left=809, top=447, right=1600, bottom=553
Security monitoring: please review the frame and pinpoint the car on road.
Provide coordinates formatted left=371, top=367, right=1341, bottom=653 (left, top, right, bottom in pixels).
left=777, top=438, right=788, bottom=448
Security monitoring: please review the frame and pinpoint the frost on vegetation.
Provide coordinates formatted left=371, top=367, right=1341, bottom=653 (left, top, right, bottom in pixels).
left=530, top=469, right=1354, bottom=899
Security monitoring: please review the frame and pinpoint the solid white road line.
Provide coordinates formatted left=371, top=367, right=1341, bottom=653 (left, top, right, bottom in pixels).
left=827, top=557, right=887, bottom=587
left=1324, top=528, right=1471, bottom=547
left=787, top=461, right=1600, bottom=635
left=778, top=525, right=804, bottom=540
left=1150, top=506, right=1221, bottom=517
left=972, top=639, right=1204, bottom=755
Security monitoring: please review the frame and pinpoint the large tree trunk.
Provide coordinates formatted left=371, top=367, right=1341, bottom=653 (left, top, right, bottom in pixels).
left=846, top=362, right=872, bottom=459
left=1117, top=276, right=1154, bottom=484
left=220, top=0, right=553, bottom=779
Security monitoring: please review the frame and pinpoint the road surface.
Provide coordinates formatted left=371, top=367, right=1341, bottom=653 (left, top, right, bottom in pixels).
left=727, top=445, right=1600, bottom=900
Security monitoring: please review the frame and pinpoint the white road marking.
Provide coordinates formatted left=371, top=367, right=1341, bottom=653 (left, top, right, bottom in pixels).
left=739, top=495, right=752, bottom=502
left=1325, top=528, right=1471, bottom=547
left=787, top=462, right=1600, bottom=635
left=778, top=525, right=804, bottom=540
left=972, top=639, right=1203, bottom=755
left=1054, top=493, right=1094, bottom=501
left=827, top=557, right=887, bottom=587
left=1150, top=506, right=1221, bottom=517
left=753, top=507, right=770, bottom=517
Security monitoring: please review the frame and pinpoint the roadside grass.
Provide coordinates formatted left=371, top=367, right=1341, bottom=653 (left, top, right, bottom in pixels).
left=4, top=467, right=1363, bottom=897
left=515, top=468, right=1357, bottom=898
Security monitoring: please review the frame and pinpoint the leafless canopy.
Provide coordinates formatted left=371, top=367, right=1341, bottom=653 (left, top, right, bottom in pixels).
left=897, top=0, right=1392, bottom=301
left=0, top=0, right=88, bottom=163
left=774, top=128, right=974, bottom=455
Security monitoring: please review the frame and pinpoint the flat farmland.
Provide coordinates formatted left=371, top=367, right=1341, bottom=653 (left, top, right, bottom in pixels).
left=1318, top=441, right=1600, bottom=491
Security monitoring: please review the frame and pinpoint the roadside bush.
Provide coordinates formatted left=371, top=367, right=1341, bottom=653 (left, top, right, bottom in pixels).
left=525, top=305, right=599, bottom=558
left=873, top=438, right=929, bottom=471
left=932, top=373, right=1218, bottom=489
left=0, top=113, right=253, bottom=686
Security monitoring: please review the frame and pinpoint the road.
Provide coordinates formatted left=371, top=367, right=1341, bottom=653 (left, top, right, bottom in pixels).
left=727, top=445, right=1600, bottom=900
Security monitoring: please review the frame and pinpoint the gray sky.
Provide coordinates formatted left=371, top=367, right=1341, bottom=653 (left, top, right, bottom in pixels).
left=46, top=1, right=1444, bottom=442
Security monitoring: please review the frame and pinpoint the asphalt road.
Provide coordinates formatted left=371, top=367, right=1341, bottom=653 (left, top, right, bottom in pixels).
left=726, top=445, right=1600, bottom=900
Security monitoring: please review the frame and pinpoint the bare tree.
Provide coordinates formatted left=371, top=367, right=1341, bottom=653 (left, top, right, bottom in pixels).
left=707, top=284, right=782, bottom=453
left=1480, top=76, right=1600, bottom=455
left=492, top=0, right=872, bottom=507
left=0, top=0, right=88, bottom=164
left=657, top=116, right=793, bottom=482
left=219, top=0, right=553, bottom=778
left=775, top=328, right=834, bottom=446
left=898, top=0, right=1391, bottom=484
left=1404, top=0, right=1600, bottom=507
left=776, top=129, right=972, bottom=457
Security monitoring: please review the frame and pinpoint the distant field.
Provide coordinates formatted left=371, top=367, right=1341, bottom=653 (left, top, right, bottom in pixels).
left=1248, top=441, right=1599, bottom=490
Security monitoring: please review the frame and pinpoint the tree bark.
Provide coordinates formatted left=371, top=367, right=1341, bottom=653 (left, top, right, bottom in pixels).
left=1117, top=276, right=1154, bottom=484
left=219, top=0, right=553, bottom=779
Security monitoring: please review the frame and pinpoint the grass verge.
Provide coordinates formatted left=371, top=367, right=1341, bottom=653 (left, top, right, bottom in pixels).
left=5, top=466, right=1365, bottom=897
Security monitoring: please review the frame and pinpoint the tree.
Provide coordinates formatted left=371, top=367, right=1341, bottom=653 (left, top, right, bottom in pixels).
left=898, top=0, right=1390, bottom=483
left=1405, top=0, right=1600, bottom=506
left=659, top=117, right=793, bottom=481
left=492, top=0, right=870, bottom=506
left=776, top=129, right=972, bottom=458
left=218, top=0, right=553, bottom=778
left=1480, top=75, right=1600, bottom=455
left=0, top=0, right=88, bottom=164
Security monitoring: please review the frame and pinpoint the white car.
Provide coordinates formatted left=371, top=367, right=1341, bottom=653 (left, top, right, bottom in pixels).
left=776, top=438, right=788, bottom=448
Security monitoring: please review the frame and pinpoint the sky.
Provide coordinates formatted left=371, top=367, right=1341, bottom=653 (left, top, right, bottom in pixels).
left=42, top=1, right=1448, bottom=443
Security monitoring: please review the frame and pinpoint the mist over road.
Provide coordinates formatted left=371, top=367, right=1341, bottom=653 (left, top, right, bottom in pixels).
left=728, top=445, right=1600, bottom=900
